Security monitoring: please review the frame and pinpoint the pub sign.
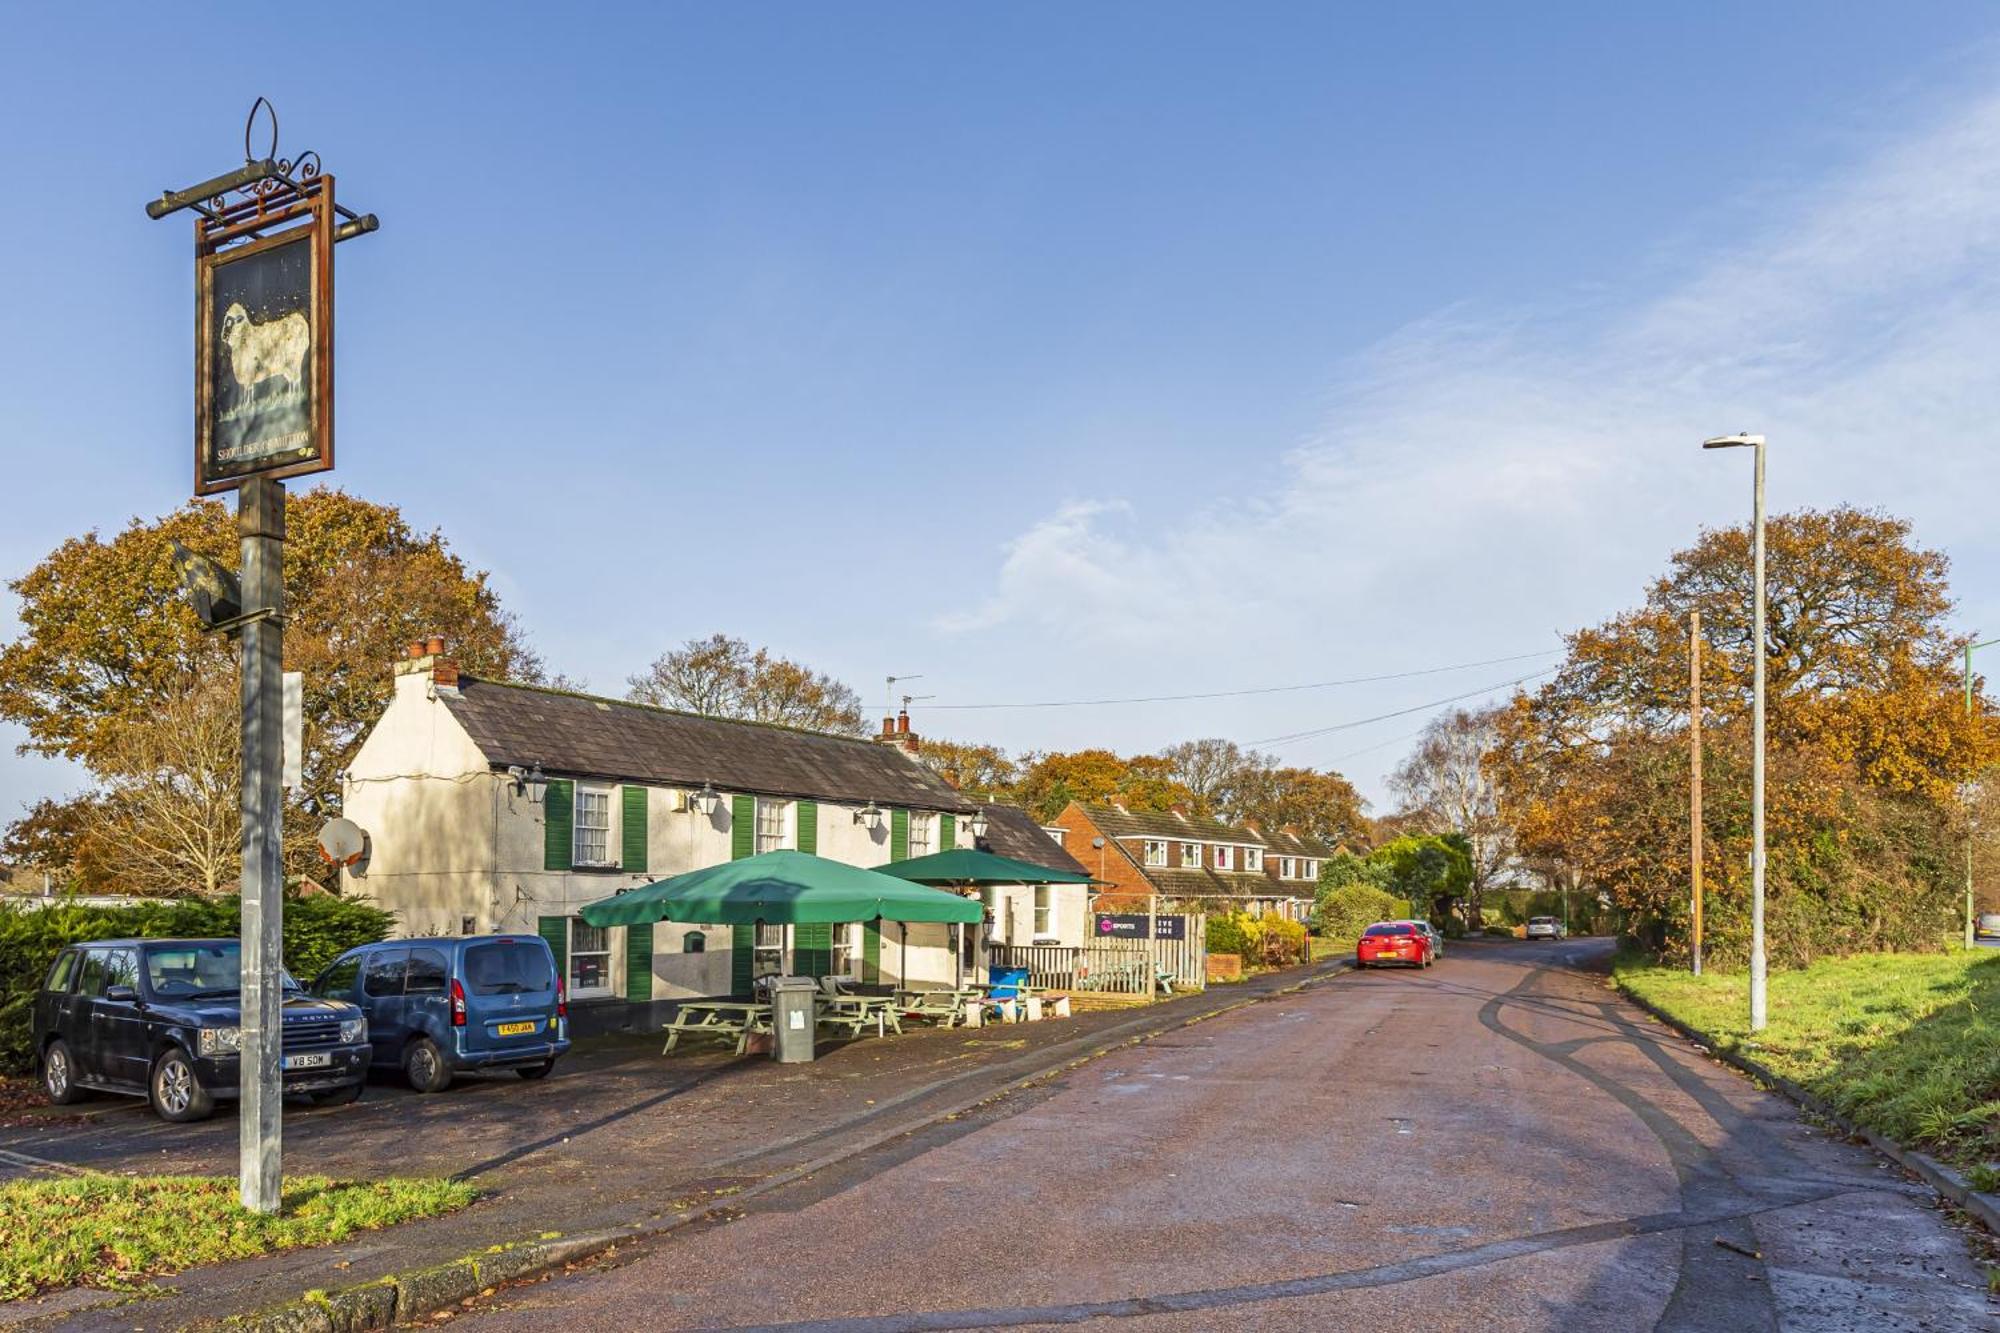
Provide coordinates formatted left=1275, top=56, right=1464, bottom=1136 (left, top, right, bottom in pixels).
left=195, top=177, right=334, bottom=495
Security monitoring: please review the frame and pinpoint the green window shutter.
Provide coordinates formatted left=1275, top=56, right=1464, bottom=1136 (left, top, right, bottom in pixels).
left=621, top=786, right=649, bottom=872
left=538, top=916, right=569, bottom=977
left=624, top=923, right=653, bottom=1003
left=794, top=922, right=831, bottom=978
left=731, top=794, right=755, bottom=860
left=862, top=922, right=882, bottom=984
left=731, top=927, right=754, bottom=997
left=891, top=808, right=910, bottom=862
left=796, top=800, right=818, bottom=855
left=543, top=779, right=575, bottom=871
left=940, top=814, right=956, bottom=852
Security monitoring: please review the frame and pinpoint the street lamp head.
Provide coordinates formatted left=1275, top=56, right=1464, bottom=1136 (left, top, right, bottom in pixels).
left=1702, top=432, right=1765, bottom=450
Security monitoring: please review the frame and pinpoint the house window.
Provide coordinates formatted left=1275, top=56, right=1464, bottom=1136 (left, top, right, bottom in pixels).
left=1245, top=848, right=1263, bottom=872
left=574, top=785, right=613, bottom=866
left=1182, top=842, right=1201, bottom=867
left=755, top=797, right=791, bottom=854
left=1214, top=845, right=1233, bottom=871
left=570, top=919, right=612, bottom=996
left=1304, top=860, right=1318, bottom=880
left=1282, top=857, right=1298, bottom=879
left=831, top=922, right=861, bottom=978
left=1143, top=840, right=1167, bottom=867
left=1033, top=885, right=1053, bottom=940
left=1043, top=827, right=1066, bottom=845
left=753, top=922, right=788, bottom=979
left=909, top=812, right=936, bottom=858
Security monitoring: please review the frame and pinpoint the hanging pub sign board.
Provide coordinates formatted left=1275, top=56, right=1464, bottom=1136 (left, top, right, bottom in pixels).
left=193, top=172, right=335, bottom=495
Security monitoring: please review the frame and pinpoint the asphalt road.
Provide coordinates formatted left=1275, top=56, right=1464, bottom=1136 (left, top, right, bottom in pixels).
left=458, top=938, right=1996, bottom=1332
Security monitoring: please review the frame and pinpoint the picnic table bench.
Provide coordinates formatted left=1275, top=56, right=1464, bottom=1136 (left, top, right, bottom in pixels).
left=661, top=1000, right=772, bottom=1055
left=818, top=994, right=904, bottom=1038
left=895, top=987, right=983, bottom=1027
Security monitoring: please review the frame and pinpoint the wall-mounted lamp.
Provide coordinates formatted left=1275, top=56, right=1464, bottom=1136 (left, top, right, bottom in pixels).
left=508, top=763, right=549, bottom=805
left=854, top=800, right=883, bottom=831
left=690, top=781, right=721, bottom=818
left=967, top=810, right=990, bottom=840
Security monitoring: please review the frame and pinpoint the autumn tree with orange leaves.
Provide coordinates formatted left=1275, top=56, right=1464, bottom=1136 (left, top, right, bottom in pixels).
left=1490, top=506, right=1994, bottom=965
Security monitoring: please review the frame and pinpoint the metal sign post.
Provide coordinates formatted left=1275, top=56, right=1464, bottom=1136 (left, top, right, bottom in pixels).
left=147, top=100, right=375, bottom=1216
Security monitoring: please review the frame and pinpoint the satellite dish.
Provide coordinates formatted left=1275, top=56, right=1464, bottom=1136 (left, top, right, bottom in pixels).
left=317, top=818, right=368, bottom=867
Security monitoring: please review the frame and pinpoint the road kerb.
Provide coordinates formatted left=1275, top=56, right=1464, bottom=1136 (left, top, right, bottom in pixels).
left=1613, top=981, right=2000, bottom=1239
left=221, top=958, right=1355, bottom=1331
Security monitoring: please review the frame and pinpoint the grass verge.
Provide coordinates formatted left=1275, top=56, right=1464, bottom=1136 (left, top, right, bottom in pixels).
left=1310, top=936, right=1355, bottom=962
left=0, top=1172, right=476, bottom=1300
left=1614, top=947, right=2000, bottom=1168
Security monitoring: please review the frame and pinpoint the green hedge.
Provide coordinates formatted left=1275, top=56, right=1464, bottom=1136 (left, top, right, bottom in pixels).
left=1205, top=914, right=1250, bottom=956
left=1309, top=883, right=1407, bottom=940
left=0, top=896, right=394, bottom=1075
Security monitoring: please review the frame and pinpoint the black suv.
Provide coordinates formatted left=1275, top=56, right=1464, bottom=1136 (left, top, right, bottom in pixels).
left=32, top=938, right=370, bottom=1122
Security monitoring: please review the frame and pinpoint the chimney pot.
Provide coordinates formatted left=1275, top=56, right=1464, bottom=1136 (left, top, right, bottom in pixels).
left=427, top=635, right=446, bottom=656
left=881, top=715, right=897, bottom=737
left=406, top=641, right=425, bottom=659
left=897, top=710, right=911, bottom=735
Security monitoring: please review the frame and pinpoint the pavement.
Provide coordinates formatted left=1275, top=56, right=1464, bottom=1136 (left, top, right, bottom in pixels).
left=0, top=961, right=1348, bottom=1330
left=446, top=938, right=2000, bottom=1332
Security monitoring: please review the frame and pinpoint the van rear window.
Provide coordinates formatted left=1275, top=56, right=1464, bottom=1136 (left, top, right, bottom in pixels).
left=465, top=941, right=554, bottom=996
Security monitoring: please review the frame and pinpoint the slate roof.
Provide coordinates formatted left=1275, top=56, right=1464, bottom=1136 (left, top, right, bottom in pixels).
left=974, top=803, right=1092, bottom=879
left=1075, top=803, right=1266, bottom=846
left=441, top=676, right=973, bottom=812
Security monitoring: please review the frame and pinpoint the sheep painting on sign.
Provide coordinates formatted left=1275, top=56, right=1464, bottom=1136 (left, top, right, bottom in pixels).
left=204, top=232, right=318, bottom=478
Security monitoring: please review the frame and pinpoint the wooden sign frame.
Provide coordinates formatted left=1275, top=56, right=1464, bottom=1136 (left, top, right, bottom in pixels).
left=193, top=174, right=335, bottom=496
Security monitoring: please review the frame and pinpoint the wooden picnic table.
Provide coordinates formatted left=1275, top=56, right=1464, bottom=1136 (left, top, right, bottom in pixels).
left=818, top=993, right=903, bottom=1038
left=661, top=1000, right=772, bottom=1055
left=894, top=987, right=984, bottom=1027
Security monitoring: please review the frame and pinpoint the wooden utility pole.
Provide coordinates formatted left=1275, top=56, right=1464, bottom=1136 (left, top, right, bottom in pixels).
left=1689, top=610, right=1703, bottom=977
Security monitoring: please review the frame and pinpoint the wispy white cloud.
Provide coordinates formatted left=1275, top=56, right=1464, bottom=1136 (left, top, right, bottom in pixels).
left=944, top=84, right=2000, bottom=792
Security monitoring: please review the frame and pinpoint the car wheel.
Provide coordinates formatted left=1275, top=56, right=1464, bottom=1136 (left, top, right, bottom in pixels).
left=515, top=1060, right=557, bottom=1081
left=309, top=1082, right=363, bottom=1107
left=404, top=1038, right=454, bottom=1094
left=149, top=1048, right=216, bottom=1123
left=42, top=1039, right=85, bottom=1105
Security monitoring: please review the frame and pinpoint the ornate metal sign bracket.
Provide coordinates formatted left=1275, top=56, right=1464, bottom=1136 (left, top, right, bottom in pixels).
left=144, top=97, right=379, bottom=245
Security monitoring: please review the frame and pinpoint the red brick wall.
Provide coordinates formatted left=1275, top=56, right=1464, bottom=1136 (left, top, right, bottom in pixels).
left=1050, top=805, right=1155, bottom=910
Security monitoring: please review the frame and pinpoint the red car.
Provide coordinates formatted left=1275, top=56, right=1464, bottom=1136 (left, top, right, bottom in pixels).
left=1356, top=920, right=1434, bottom=970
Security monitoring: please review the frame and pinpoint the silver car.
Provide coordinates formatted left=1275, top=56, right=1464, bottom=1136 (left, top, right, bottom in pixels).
left=1408, top=921, right=1444, bottom=959
left=1525, top=916, right=1565, bottom=941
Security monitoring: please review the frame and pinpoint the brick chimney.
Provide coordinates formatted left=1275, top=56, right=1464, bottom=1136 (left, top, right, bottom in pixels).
left=876, top=708, right=919, bottom=756
left=392, top=635, right=459, bottom=695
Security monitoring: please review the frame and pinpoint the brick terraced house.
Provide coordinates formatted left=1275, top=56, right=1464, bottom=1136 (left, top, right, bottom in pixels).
left=1047, top=802, right=1301, bottom=919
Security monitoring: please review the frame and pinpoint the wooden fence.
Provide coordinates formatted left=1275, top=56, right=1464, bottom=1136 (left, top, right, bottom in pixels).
left=991, top=915, right=1206, bottom=996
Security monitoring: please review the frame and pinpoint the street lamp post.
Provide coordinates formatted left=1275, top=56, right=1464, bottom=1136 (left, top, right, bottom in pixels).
left=1963, top=638, right=2000, bottom=948
left=1703, top=433, right=1768, bottom=1033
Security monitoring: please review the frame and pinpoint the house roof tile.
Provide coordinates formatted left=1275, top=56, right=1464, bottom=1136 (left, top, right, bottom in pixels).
left=1137, top=867, right=1300, bottom=900
left=441, top=676, right=972, bottom=812
left=1075, top=803, right=1266, bottom=846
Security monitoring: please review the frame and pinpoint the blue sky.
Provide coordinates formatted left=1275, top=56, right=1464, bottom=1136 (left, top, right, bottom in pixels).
left=5, top=4, right=2000, bottom=820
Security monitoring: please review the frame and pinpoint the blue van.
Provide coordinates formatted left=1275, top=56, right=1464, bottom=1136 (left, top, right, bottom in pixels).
left=309, top=936, right=569, bottom=1092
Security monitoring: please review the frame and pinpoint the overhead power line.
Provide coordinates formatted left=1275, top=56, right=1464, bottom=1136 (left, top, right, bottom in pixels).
left=1245, top=668, right=1557, bottom=750
left=926, top=649, right=1559, bottom=712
